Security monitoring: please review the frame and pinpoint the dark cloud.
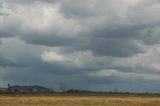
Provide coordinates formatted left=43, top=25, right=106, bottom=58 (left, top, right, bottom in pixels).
left=0, top=12, right=9, bottom=16
left=21, top=34, right=83, bottom=47
left=0, top=0, right=159, bottom=57
left=59, top=37, right=144, bottom=57
left=19, top=23, right=146, bottom=57
left=0, top=55, right=16, bottom=67
left=0, top=0, right=160, bottom=92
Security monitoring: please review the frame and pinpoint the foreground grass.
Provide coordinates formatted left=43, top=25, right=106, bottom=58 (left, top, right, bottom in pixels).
left=0, top=93, right=160, bottom=106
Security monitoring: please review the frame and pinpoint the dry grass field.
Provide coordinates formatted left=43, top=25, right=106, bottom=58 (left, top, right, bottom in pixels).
left=0, top=93, right=160, bottom=106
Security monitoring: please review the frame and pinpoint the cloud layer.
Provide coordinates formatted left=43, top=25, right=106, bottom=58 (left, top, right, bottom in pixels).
left=0, top=0, right=160, bottom=92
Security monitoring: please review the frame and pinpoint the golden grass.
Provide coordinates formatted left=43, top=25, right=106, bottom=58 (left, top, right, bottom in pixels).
left=0, top=94, right=160, bottom=106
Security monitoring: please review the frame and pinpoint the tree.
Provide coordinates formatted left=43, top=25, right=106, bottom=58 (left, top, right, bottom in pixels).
left=8, top=84, right=11, bottom=88
left=7, top=84, right=12, bottom=92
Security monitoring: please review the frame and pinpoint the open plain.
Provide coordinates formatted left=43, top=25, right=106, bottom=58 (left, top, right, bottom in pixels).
left=0, top=93, right=160, bottom=106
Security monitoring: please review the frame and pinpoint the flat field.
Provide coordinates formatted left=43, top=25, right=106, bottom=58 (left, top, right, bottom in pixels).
left=0, top=93, right=160, bottom=106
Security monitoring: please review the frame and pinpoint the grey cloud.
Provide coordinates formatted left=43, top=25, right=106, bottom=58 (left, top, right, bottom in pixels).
left=0, top=0, right=160, bottom=92
left=0, top=12, right=9, bottom=16
left=87, top=38, right=144, bottom=57
left=21, top=34, right=83, bottom=47
left=0, top=0, right=159, bottom=57
left=17, top=1, right=160, bottom=57
left=141, top=29, right=160, bottom=45
left=0, top=26, right=19, bottom=37
left=1, top=0, right=56, bottom=4
left=0, top=55, right=16, bottom=67
left=60, top=37, right=144, bottom=57
left=20, top=23, right=146, bottom=57
left=57, top=0, right=105, bottom=18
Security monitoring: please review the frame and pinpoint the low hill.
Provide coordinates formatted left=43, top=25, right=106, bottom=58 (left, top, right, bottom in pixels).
left=9, top=85, right=53, bottom=93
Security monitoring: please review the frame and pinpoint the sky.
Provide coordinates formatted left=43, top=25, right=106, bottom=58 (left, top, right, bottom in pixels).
left=0, top=0, right=160, bottom=92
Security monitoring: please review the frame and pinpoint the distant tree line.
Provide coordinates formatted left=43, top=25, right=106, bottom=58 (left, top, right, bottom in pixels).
left=0, top=83, right=159, bottom=95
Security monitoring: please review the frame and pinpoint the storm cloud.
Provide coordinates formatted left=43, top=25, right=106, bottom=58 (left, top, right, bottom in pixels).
left=0, top=0, right=160, bottom=92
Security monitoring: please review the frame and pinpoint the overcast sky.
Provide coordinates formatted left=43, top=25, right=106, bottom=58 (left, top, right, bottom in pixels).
left=0, top=0, right=160, bottom=92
